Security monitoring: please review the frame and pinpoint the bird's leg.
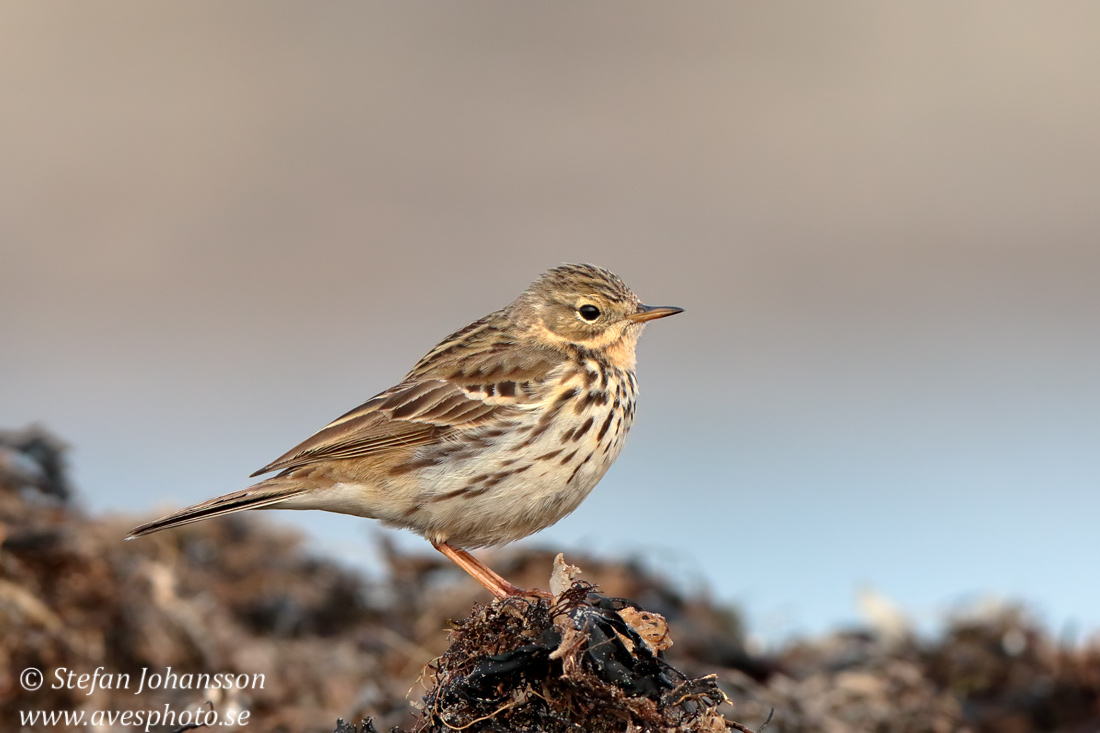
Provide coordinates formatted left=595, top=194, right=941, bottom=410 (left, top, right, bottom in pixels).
left=432, top=541, right=550, bottom=599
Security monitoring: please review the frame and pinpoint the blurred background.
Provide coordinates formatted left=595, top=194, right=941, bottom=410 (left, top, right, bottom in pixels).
left=3, top=2, right=1098, bottom=643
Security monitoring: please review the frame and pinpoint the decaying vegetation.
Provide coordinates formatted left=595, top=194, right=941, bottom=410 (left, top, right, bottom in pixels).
left=2, top=426, right=1098, bottom=732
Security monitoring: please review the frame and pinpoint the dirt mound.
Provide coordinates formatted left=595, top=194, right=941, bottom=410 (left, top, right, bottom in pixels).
left=3, top=426, right=1099, bottom=732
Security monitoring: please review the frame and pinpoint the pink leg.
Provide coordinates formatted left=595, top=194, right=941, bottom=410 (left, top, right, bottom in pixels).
left=432, top=542, right=551, bottom=599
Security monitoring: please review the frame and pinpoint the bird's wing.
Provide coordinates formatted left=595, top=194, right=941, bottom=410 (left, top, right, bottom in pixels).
left=250, top=379, right=513, bottom=476
left=254, top=312, right=569, bottom=477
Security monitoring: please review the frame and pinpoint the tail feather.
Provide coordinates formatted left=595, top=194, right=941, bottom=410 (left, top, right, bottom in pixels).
left=126, top=480, right=305, bottom=539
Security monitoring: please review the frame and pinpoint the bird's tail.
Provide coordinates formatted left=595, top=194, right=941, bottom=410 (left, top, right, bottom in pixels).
left=125, top=479, right=306, bottom=539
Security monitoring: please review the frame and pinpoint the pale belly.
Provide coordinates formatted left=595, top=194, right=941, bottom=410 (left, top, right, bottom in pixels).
left=390, top=385, right=635, bottom=548
left=294, top=362, right=640, bottom=548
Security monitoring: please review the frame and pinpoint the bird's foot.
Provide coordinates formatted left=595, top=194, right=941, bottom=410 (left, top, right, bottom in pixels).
left=503, top=585, right=553, bottom=601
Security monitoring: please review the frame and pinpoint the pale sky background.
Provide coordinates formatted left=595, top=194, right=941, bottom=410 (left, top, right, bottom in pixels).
left=3, top=2, right=1098, bottom=641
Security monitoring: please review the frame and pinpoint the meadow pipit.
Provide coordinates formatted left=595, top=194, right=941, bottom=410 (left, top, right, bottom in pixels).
left=128, top=264, right=682, bottom=597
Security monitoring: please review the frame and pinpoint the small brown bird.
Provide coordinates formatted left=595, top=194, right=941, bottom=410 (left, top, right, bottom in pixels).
left=128, top=264, right=682, bottom=598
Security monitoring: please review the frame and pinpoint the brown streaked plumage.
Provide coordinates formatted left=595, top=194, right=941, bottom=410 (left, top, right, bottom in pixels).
left=127, top=264, right=682, bottom=598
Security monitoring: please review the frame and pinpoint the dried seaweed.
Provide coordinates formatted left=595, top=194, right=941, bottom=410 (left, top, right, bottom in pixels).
left=416, top=582, right=735, bottom=732
left=3, top=426, right=1100, bottom=733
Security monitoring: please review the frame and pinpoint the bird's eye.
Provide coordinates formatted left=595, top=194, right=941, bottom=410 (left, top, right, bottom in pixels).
left=578, top=304, right=601, bottom=321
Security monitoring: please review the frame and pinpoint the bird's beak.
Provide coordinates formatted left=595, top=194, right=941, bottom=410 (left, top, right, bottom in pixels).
left=626, top=304, right=684, bottom=323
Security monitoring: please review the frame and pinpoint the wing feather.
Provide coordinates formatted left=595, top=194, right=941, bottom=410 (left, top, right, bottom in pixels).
left=252, top=317, right=569, bottom=477
left=250, top=380, right=510, bottom=477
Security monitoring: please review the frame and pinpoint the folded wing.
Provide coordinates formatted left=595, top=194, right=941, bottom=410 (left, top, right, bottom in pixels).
left=250, top=379, right=508, bottom=476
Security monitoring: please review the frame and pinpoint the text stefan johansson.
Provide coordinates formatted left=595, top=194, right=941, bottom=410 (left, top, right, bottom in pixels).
left=52, top=667, right=265, bottom=696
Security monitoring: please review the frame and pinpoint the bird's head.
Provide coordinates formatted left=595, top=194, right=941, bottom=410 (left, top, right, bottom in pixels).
left=509, top=264, right=682, bottom=367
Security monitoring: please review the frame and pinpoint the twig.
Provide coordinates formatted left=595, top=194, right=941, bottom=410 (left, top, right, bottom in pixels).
left=729, top=707, right=775, bottom=733
left=438, top=700, right=518, bottom=730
